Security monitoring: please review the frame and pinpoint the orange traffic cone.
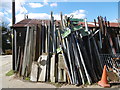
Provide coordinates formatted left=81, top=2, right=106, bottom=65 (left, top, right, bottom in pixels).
left=98, top=65, right=110, bottom=88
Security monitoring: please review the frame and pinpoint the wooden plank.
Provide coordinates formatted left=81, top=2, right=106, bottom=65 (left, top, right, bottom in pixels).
left=45, top=24, right=48, bottom=53
left=25, top=26, right=36, bottom=77
left=35, top=25, right=40, bottom=61
left=26, top=26, right=34, bottom=76
left=33, top=26, right=37, bottom=61
left=38, top=25, right=42, bottom=56
left=15, top=46, right=21, bottom=71
left=46, top=22, right=51, bottom=81
left=50, top=12, right=54, bottom=53
left=14, top=30, right=17, bottom=71
left=18, top=47, right=24, bottom=76
left=21, top=26, right=30, bottom=76
left=41, top=24, right=46, bottom=53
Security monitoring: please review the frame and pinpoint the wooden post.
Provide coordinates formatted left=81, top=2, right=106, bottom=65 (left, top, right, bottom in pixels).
left=21, top=26, right=30, bottom=76
left=46, top=22, right=51, bottom=81
left=14, top=30, right=17, bottom=71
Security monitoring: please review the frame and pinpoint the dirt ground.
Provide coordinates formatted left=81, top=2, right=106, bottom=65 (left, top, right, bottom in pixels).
left=0, top=55, right=120, bottom=89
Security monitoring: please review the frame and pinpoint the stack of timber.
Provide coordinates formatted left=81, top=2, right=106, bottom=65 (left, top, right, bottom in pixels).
left=12, top=12, right=120, bottom=85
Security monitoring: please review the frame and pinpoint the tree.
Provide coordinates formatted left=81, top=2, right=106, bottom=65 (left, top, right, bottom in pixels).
left=1, top=22, right=12, bottom=53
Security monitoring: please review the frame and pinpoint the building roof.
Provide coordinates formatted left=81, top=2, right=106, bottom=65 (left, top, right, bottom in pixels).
left=79, top=22, right=119, bottom=28
left=12, top=19, right=60, bottom=28
left=109, top=22, right=119, bottom=27
left=12, top=19, right=119, bottom=28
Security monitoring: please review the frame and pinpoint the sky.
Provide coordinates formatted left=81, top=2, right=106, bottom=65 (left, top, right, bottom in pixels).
left=0, top=0, right=119, bottom=26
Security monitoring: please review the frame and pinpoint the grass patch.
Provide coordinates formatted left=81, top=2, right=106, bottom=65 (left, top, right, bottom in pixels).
left=49, top=82, right=64, bottom=87
left=6, top=70, right=14, bottom=76
left=85, top=82, right=90, bottom=85
left=25, top=77, right=30, bottom=81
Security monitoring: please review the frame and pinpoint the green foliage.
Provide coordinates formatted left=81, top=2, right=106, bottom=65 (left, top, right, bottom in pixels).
left=6, top=70, right=14, bottom=76
left=1, top=23, right=12, bottom=53
left=85, top=82, right=89, bottom=85
left=25, top=77, right=30, bottom=81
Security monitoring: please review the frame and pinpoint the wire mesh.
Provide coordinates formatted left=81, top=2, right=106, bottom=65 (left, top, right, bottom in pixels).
left=100, top=54, right=120, bottom=69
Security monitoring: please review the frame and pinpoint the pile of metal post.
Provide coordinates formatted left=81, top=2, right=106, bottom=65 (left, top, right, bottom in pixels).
left=50, top=13, right=103, bottom=85
left=29, top=12, right=103, bottom=85
left=13, top=12, right=120, bottom=85
left=94, top=16, right=120, bottom=54
left=93, top=16, right=120, bottom=77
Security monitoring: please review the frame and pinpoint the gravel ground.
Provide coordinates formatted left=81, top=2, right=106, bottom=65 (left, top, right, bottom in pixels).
left=0, top=55, right=120, bottom=89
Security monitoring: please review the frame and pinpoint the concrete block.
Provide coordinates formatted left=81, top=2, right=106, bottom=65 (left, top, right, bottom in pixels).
left=30, top=62, right=38, bottom=82
left=58, top=54, right=66, bottom=82
left=50, top=54, right=56, bottom=82
left=38, top=54, right=48, bottom=82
